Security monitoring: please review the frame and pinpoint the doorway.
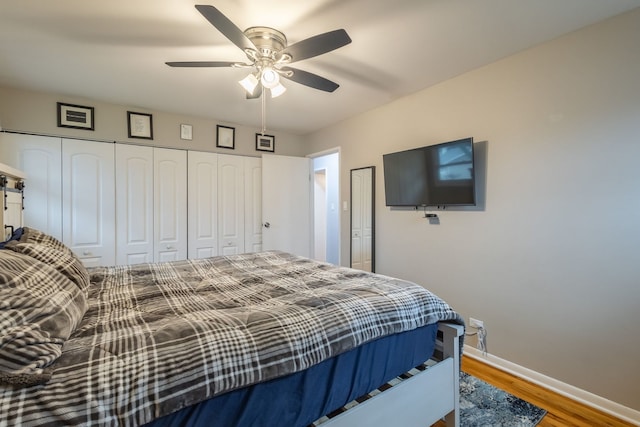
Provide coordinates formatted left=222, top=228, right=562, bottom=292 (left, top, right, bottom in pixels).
left=311, top=150, right=340, bottom=265
left=313, top=169, right=327, bottom=262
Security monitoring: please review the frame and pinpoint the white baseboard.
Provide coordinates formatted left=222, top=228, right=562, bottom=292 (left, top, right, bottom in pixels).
left=463, top=345, right=640, bottom=426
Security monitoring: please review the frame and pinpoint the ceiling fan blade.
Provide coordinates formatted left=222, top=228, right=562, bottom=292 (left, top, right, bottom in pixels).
left=166, top=61, right=237, bottom=67
left=246, top=83, right=263, bottom=100
left=195, top=5, right=256, bottom=52
left=280, top=29, right=351, bottom=63
left=280, top=67, right=339, bottom=92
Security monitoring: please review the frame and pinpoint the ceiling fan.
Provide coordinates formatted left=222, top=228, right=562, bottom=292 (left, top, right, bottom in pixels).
left=166, top=5, right=352, bottom=99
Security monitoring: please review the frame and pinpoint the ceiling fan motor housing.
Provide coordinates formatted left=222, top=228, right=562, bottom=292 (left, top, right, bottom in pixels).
left=244, top=27, right=288, bottom=60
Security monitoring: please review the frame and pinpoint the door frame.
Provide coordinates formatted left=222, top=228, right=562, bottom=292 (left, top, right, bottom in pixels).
left=308, top=147, right=341, bottom=265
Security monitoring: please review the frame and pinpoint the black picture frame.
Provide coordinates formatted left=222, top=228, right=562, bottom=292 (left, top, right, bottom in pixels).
left=127, top=111, right=153, bottom=140
left=255, top=133, right=275, bottom=152
left=57, top=102, right=95, bottom=130
left=216, top=125, right=235, bottom=149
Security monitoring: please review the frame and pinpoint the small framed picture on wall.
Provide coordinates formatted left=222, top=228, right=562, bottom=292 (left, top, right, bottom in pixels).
left=57, top=102, right=95, bottom=130
left=216, top=125, right=235, bottom=149
left=180, top=124, right=193, bottom=140
left=255, top=133, right=275, bottom=152
left=127, top=111, right=153, bottom=140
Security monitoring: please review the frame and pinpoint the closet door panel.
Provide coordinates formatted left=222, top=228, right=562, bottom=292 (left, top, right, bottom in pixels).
left=115, top=144, right=154, bottom=265
left=62, top=139, right=115, bottom=266
left=0, top=133, right=62, bottom=239
left=154, top=148, right=187, bottom=262
left=218, top=154, right=244, bottom=255
left=188, top=151, right=218, bottom=259
left=244, top=156, right=262, bottom=253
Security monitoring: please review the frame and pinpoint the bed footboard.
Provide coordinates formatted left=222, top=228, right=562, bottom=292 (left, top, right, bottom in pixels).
left=321, top=322, right=464, bottom=427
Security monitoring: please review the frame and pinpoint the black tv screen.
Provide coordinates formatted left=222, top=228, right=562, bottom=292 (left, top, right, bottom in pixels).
left=383, top=137, right=475, bottom=207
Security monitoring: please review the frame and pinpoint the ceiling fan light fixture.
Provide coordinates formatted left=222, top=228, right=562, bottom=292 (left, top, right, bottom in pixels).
left=166, top=6, right=351, bottom=99
left=260, top=67, right=280, bottom=89
left=269, top=82, right=287, bottom=98
left=239, top=73, right=259, bottom=94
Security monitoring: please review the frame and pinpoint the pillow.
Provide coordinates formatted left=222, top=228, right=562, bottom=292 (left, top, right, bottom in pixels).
left=0, top=250, right=88, bottom=386
left=18, top=227, right=71, bottom=255
left=4, top=241, right=90, bottom=295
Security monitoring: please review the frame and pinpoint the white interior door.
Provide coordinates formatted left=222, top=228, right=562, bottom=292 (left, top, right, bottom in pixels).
left=351, top=169, right=365, bottom=270
left=62, top=138, right=115, bottom=266
left=244, top=156, right=262, bottom=253
left=188, top=150, right=218, bottom=259
left=0, top=133, right=62, bottom=239
left=154, top=147, right=187, bottom=262
left=115, top=144, right=154, bottom=265
left=362, top=168, right=374, bottom=272
left=262, top=154, right=311, bottom=257
left=351, top=167, right=373, bottom=272
left=218, top=154, right=245, bottom=255
left=313, top=170, right=327, bottom=261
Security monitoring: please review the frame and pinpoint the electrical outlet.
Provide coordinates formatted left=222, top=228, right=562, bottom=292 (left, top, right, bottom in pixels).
left=469, top=317, right=484, bottom=329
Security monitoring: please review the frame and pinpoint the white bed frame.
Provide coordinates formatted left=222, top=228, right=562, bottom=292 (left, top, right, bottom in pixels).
left=323, top=323, right=464, bottom=427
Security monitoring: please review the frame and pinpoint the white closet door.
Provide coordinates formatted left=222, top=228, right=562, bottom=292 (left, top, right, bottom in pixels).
left=0, top=133, right=62, bottom=239
left=188, top=151, right=218, bottom=259
left=115, top=144, right=154, bottom=265
left=154, top=147, right=187, bottom=262
left=244, top=156, right=262, bottom=253
left=218, top=154, right=245, bottom=255
left=62, top=139, right=115, bottom=266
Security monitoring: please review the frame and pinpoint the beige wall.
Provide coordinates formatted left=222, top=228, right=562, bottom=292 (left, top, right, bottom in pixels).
left=0, top=85, right=307, bottom=157
left=306, top=9, right=640, bottom=411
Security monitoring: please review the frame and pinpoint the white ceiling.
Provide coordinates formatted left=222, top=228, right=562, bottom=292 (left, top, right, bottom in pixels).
left=1, top=0, right=639, bottom=135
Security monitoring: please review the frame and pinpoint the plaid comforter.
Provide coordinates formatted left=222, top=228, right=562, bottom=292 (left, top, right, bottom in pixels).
left=0, top=250, right=463, bottom=426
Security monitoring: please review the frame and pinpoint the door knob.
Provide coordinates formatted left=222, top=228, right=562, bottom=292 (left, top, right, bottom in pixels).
left=263, top=222, right=270, bottom=228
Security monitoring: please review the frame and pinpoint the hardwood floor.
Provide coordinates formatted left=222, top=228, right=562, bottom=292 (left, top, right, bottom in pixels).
left=431, top=355, right=636, bottom=426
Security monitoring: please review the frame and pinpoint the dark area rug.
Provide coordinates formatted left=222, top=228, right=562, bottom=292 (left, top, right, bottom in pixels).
left=460, top=372, right=547, bottom=426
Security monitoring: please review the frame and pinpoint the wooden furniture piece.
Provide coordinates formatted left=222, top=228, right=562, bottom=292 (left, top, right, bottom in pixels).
left=0, top=161, right=25, bottom=241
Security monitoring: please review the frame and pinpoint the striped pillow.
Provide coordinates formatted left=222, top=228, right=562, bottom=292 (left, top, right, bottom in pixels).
left=5, top=241, right=90, bottom=295
left=0, top=250, right=88, bottom=386
left=18, top=227, right=71, bottom=255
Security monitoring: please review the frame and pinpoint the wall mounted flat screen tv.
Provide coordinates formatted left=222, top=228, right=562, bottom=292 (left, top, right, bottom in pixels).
left=383, top=137, right=475, bottom=207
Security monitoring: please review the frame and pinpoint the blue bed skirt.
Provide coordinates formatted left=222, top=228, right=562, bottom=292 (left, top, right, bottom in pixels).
left=145, top=322, right=439, bottom=427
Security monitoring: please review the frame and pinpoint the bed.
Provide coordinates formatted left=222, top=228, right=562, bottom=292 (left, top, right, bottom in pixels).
left=0, top=226, right=464, bottom=427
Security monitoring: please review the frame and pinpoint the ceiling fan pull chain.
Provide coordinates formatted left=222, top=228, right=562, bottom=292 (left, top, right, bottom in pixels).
left=261, top=91, right=267, bottom=135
